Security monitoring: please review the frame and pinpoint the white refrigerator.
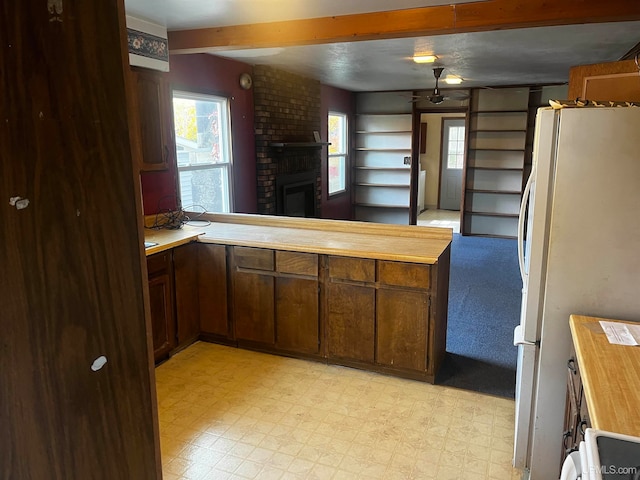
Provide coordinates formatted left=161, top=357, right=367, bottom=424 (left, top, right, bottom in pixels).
left=513, top=106, right=640, bottom=479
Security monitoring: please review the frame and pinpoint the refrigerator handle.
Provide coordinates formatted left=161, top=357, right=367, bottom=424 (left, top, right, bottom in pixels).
left=518, top=167, right=535, bottom=288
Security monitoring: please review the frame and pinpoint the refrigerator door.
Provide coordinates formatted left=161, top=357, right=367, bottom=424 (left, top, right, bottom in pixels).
left=513, top=108, right=559, bottom=468
left=528, top=107, right=640, bottom=479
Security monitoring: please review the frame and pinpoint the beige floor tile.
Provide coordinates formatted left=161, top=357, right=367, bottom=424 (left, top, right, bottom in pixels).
left=157, top=342, right=523, bottom=480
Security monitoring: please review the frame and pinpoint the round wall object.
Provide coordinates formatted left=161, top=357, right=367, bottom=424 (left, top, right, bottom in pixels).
left=239, top=73, right=253, bottom=90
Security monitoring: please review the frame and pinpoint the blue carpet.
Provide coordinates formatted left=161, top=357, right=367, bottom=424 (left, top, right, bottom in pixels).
left=436, top=234, right=521, bottom=398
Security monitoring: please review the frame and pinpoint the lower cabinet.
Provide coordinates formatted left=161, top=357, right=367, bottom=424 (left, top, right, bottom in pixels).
left=148, top=242, right=449, bottom=382
left=147, top=251, right=175, bottom=362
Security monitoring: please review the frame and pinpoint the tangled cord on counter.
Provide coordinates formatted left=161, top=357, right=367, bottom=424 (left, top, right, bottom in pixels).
left=148, top=196, right=211, bottom=230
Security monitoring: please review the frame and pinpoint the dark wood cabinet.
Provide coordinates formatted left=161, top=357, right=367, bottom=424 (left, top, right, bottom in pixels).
left=147, top=251, right=175, bottom=362
left=232, top=247, right=275, bottom=345
left=326, top=256, right=376, bottom=363
left=132, top=67, right=173, bottom=171
left=561, top=350, right=590, bottom=471
left=174, top=243, right=200, bottom=348
left=275, top=251, right=320, bottom=355
left=376, top=261, right=431, bottom=373
left=199, top=244, right=229, bottom=340
left=377, top=289, right=429, bottom=372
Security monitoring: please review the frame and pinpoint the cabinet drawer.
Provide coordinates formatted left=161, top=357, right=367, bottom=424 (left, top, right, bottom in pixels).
left=276, top=251, right=318, bottom=277
left=233, top=246, right=274, bottom=271
left=378, top=261, right=430, bottom=289
left=147, top=251, right=171, bottom=276
left=328, top=256, right=375, bottom=282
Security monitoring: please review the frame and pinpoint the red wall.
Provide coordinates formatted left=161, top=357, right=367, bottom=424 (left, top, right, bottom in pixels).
left=140, top=54, right=257, bottom=215
left=320, top=84, right=356, bottom=220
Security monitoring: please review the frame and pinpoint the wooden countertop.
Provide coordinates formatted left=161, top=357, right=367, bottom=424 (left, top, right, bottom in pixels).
left=143, top=213, right=452, bottom=264
left=143, top=225, right=204, bottom=256
left=570, top=314, right=640, bottom=436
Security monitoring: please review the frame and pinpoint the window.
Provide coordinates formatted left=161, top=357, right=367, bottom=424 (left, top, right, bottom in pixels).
left=328, top=112, right=348, bottom=195
left=446, top=125, right=465, bottom=169
left=172, top=91, right=233, bottom=212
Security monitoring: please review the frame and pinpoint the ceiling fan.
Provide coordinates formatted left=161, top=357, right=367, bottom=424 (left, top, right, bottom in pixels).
left=412, top=67, right=470, bottom=104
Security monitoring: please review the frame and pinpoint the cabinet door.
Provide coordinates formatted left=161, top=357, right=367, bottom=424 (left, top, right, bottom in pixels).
left=276, top=277, right=319, bottom=354
left=232, top=247, right=275, bottom=345
left=133, top=68, right=171, bottom=171
left=174, top=243, right=200, bottom=347
left=199, top=244, right=229, bottom=338
left=376, top=289, right=429, bottom=371
left=326, top=256, right=375, bottom=363
left=148, top=272, right=175, bottom=362
left=275, top=251, right=319, bottom=354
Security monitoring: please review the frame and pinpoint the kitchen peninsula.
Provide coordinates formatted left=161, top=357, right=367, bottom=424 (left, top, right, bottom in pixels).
left=145, top=213, right=452, bottom=383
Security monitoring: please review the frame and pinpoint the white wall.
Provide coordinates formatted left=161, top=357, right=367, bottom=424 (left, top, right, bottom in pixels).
left=419, top=112, right=466, bottom=210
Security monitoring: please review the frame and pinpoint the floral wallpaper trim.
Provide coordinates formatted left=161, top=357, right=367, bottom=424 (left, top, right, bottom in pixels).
left=127, top=29, right=169, bottom=62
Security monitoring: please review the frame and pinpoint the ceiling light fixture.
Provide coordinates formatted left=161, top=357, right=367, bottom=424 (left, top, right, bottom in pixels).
left=412, top=54, right=437, bottom=64
left=444, top=75, right=463, bottom=85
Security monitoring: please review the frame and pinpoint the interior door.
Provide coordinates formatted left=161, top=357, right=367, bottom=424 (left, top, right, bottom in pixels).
left=439, top=118, right=465, bottom=210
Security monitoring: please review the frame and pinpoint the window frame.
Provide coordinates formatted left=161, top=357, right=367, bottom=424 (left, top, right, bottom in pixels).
left=327, top=111, right=349, bottom=197
left=172, top=89, right=234, bottom=213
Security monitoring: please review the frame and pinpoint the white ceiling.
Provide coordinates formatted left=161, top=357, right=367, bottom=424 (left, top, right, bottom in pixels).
left=125, top=0, right=640, bottom=92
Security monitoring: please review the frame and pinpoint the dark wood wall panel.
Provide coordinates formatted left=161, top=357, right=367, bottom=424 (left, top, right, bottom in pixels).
left=0, top=0, right=159, bottom=478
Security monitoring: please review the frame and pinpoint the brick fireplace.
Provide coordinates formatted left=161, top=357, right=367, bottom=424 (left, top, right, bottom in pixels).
left=253, top=65, right=322, bottom=216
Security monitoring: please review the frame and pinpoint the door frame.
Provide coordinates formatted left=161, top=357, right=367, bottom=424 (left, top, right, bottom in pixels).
left=410, top=107, right=467, bottom=224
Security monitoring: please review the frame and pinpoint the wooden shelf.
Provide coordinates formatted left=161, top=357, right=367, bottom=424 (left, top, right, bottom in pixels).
left=355, top=148, right=411, bottom=152
left=270, top=142, right=330, bottom=148
left=467, top=211, right=519, bottom=218
left=470, top=109, right=528, bottom=114
left=469, top=129, right=527, bottom=133
left=355, top=203, right=410, bottom=209
left=354, top=166, right=410, bottom=171
left=468, top=148, right=526, bottom=152
left=355, top=130, right=412, bottom=134
left=468, top=166, right=524, bottom=171
left=355, top=183, right=410, bottom=188
left=466, top=189, right=522, bottom=195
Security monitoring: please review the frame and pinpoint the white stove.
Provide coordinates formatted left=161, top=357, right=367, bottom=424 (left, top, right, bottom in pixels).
left=561, top=429, right=640, bottom=480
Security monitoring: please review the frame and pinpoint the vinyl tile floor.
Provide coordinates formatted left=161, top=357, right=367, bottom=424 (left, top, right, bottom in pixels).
left=156, top=342, right=522, bottom=480
left=417, top=210, right=460, bottom=234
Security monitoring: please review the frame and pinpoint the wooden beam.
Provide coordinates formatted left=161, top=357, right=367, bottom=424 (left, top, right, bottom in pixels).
left=168, top=0, right=640, bottom=54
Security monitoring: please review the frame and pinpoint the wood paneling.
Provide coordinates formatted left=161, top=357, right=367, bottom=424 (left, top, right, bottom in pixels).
left=276, top=251, right=318, bottom=276
left=168, top=0, right=640, bottom=53
left=378, top=261, right=430, bottom=289
left=328, top=256, right=375, bottom=282
left=0, top=0, right=159, bottom=478
left=148, top=272, right=176, bottom=361
left=568, top=60, right=640, bottom=102
left=234, top=246, right=275, bottom=271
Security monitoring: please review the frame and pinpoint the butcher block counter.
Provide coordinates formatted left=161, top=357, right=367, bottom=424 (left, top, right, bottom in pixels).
left=569, top=314, right=640, bottom=437
left=144, top=213, right=452, bottom=383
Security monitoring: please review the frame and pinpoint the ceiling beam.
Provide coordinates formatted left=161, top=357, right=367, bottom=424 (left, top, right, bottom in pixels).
left=168, top=0, right=640, bottom=54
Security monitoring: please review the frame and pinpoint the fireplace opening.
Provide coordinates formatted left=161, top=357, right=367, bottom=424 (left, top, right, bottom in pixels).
left=276, top=172, right=317, bottom=217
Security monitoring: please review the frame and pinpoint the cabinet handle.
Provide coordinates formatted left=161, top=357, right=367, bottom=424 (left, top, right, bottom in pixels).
left=562, top=429, right=572, bottom=450
left=579, top=420, right=588, bottom=436
left=567, top=359, right=577, bottom=374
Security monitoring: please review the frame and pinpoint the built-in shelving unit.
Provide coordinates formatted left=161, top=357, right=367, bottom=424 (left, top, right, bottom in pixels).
left=354, top=92, right=413, bottom=225
left=462, top=87, right=530, bottom=238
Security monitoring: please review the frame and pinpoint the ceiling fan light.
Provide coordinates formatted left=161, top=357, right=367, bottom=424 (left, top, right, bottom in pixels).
left=412, top=54, right=437, bottom=64
left=444, top=75, right=463, bottom=85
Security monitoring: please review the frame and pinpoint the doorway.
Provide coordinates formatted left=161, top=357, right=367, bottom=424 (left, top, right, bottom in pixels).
left=439, top=117, right=465, bottom=210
